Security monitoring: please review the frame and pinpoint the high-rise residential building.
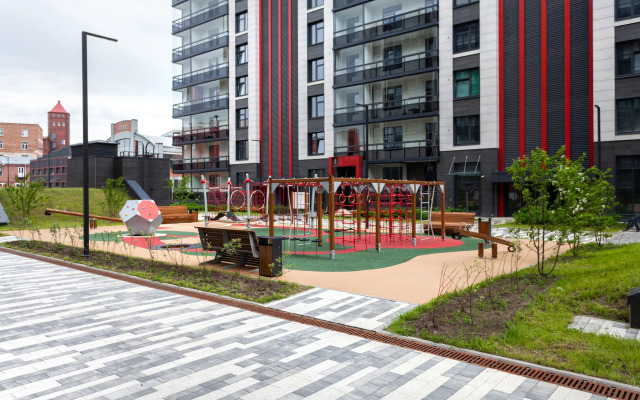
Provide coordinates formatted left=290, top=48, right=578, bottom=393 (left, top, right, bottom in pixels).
left=45, top=101, right=70, bottom=154
left=171, top=0, right=640, bottom=216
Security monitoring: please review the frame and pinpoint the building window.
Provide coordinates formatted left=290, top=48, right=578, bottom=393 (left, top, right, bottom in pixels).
left=236, top=12, right=248, bottom=33
left=454, top=0, right=479, bottom=6
left=384, top=86, right=403, bottom=109
left=51, top=133, right=56, bottom=140
left=454, top=68, right=480, bottom=99
left=236, top=44, right=248, bottom=65
left=62, top=122, right=65, bottom=127
left=308, top=132, right=325, bottom=155
left=308, top=58, right=324, bottom=82
left=308, top=21, right=324, bottom=45
left=308, top=168, right=325, bottom=177
left=382, top=5, right=403, bottom=31
left=617, top=98, right=640, bottom=134
left=21, top=130, right=28, bottom=137
left=309, top=95, right=324, bottom=118
left=21, top=141, right=28, bottom=150
left=237, top=107, right=249, bottom=128
left=308, top=0, right=323, bottom=9
left=236, top=76, right=248, bottom=96
left=0, top=141, right=3, bottom=149
left=454, top=21, right=479, bottom=53
left=61, top=139, right=65, bottom=145
left=617, top=40, right=640, bottom=76
left=383, top=167, right=402, bottom=180
left=0, top=129, right=3, bottom=136
left=616, top=0, right=640, bottom=20
left=617, top=156, right=640, bottom=213
left=236, top=140, right=248, bottom=160
left=454, top=115, right=480, bottom=145
left=383, top=127, right=403, bottom=149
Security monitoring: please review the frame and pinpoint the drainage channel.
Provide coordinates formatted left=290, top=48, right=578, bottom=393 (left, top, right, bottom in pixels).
left=2, top=247, right=638, bottom=400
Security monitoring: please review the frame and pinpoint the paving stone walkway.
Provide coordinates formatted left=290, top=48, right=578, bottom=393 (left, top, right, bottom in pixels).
left=0, top=252, right=618, bottom=399
left=568, top=315, right=640, bottom=341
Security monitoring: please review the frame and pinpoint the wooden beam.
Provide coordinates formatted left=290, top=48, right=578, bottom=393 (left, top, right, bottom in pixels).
left=328, top=175, right=335, bottom=257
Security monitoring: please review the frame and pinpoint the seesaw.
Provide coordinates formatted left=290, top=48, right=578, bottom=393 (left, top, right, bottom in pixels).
left=452, top=225, right=516, bottom=255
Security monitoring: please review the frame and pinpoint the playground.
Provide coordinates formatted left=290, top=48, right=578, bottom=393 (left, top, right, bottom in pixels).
left=4, top=176, right=543, bottom=303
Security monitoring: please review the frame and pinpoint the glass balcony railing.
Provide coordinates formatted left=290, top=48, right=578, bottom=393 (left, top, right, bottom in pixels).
left=172, top=1, right=228, bottom=33
left=172, top=63, right=229, bottom=90
left=334, top=8, right=438, bottom=48
left=172, top=156, right=230, bottom=172
left=172, top=0, right=188, bottom=6
left=334, top=51, right=438, bottom=87
left=173, top=95, right=229, bottom=117
left=172, top=32, right=229, bottom=62
left=172, top=126, right=229, bottom=145
left=334, top=95, right=438, bottom=126
left=334, top=139, right=439, bottom=161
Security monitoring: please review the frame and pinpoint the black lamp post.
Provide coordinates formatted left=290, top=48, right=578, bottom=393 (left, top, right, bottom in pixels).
left=355, top=103, right=370, bottom=229
left=82, top=31, right=117, bottom=257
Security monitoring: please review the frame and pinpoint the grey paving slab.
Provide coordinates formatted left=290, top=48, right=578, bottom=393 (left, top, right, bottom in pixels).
left=569, top=315, right=640, bottom=341
left=0, top=252, right=618, bottom=399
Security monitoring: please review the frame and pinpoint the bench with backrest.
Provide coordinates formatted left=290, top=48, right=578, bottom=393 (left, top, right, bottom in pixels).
left=425, top=212, right=476, bottom=237
left=158, top=206, right=198, bottom=224
left=197, top=227, right=260, bottom=268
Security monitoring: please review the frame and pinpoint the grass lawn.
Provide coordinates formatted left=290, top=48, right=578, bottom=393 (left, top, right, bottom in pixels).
left=387, top=243, right=640, bottom=386
left=0, top=187, right=129, bottom=230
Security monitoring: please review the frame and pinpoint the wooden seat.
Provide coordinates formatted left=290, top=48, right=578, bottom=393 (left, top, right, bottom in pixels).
left=158, top=206, right=198, bottom=224
left=424, top=212, right=476, bottom=237
left=197, top=227, right=260, bottom=268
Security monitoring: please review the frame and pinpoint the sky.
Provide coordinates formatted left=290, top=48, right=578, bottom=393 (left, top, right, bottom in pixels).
left=0, top=0, right=177, bottom=144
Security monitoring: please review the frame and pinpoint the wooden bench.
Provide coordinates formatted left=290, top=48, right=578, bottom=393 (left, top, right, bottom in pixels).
left=158, top=206, right=197, bottom=224
left=197, top=227, right=260, bottom=268
left=424, top=212, right=476, bottom=237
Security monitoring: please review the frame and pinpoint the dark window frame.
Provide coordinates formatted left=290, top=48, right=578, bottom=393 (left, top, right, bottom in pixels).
left=308, top=58, right=324, bottom=82
left=308, top=168, right=326, bottom=178
left=236, top=107, right=249, bottom=128
left=236, top=75, right=248, bottom=96
left=615, top=0, right=640, bottom=21
left=236, top=44, right=248, bottom=65
left=309, top=95, right=325, bottom=118
left=454, top=115, right=481, bottom=145
left=308, top=21, right=324, bottom=46
left=383, top=126, right=403, bottom=149
left=307, top=0, right=323, bottom=9
left=616, top=39, right=640, bottom=77
left=308, top=132, right=325, bottom=155
left=453, top=0, right=479, bottom=7
left=454, top=68, right=480, bottom=99
left=453, top=21, right=480, bottom=53
left=236, top=12, right=248, bottom=33
left=616, top=97, right=640, bottom=134
left=236, top=140, right=248, bottom=161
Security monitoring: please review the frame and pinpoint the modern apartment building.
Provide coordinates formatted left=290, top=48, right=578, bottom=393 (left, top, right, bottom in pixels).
left=171, top=0, right=640, bottom=216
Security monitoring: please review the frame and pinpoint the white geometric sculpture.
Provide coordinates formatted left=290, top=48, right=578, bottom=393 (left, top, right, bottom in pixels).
left=119, top=200, right=163, bottom=235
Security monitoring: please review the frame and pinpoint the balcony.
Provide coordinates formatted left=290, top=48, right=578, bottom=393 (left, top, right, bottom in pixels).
left=172, top=1, right=229, bottom=34
left=334, top=51, right=438, bottom=87
left=172, top=0, right=188, bottom=6
left=173, top=95, right=229, bottom=118
left=173, top=126, right=229, bottom=145
left=334, top=139, right=439, bottom=162
left=334, top=8, right=438, bottom=49
left=333, top=0, right=370, bottom=11
left=334, top=96, right=438, bottom=126
left=172, top=156, right=229, bottom=172
left=172, top=32, right=229, bottom=62
left=173, top=64, right=229, bottom=90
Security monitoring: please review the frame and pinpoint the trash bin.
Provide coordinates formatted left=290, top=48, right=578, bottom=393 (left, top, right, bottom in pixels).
left=628, top=286, right=640, bottom=328
left=257, top=236, right=283, bottom=277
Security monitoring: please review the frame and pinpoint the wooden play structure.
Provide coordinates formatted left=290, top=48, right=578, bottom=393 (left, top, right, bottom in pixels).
left=453, top=220, right=516, bottom=255
left=428, top=211, right=476, bottom=237
left=45, top=208, right=120, bottom=222
left=266, top=177, right=446, bottom=259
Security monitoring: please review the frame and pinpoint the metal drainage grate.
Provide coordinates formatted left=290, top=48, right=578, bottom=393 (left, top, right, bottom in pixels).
left=3, top=247, right=638, bottom=400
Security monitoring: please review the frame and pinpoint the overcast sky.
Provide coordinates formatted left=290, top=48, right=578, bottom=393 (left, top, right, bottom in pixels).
left=0, top=0, right=177, bottom=144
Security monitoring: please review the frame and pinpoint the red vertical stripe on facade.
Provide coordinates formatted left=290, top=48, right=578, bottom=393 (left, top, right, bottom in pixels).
left=259, top=0, right=262, bottom=180
left=541, top=0, right=548, bottom=151
left=518, top=0, right=525, bottom=157
left=498, top=0, right=505, bottom=217
left=288, top=0, right=292, bottom=175
left=268, top=0, right=273, bottom=176
left=278, top=0, right=282, bottom=177
left=589, top=0, right=594, bottom=166
left=564, top=0, right=571, bottom=158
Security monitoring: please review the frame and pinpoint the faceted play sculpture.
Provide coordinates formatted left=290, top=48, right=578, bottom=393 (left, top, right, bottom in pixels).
left=119, top=200, right=163, bottom=235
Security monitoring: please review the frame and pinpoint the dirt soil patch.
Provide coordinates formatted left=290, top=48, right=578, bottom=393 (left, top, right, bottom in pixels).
left=404, top=274, right=557, bottom=341
left=3, top=240, right=309, bottom=303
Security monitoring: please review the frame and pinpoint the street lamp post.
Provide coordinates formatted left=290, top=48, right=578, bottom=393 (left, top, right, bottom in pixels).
left=355, top=103, right=369, bottom=229
left=82, top=31, right=117, bottom=257
left=594, top=105, right=602, bottom=170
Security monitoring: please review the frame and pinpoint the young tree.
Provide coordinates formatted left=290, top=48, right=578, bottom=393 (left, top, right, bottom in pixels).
left=4, top=174, right=48, bottom=225
left=100, top=177, right=128, bottom=217
left=166, top=176, right=198, bottom=206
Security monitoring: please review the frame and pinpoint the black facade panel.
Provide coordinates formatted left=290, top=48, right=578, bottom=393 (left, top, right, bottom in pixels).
left=236, top=98, right=249, bottom=109
left=453, top=98, right=480, bottom=117
left=236, top=129, right=249, bottom=141
left=615, top=22, right=640, bottom=42
left=298, top=159, right=329, bottom=178
left=236, top=33, right=248, bottom=45
left=281, top=0, right=291, bottom=178
left=307, top=44, right=324, bottom=60
left=547, top=0, right=565, bottom=156
left=452, top=2, right=480, bottom=25
left=308, top=118, right=324, bottom=133
left=616, top=76, right=640, bottom=99
left=307, top=83, right=324, bottom=97
left=503, top=0, right=520, bottom=167
left=307, top=9, right=323, bottom=23
left=524, top=0, right=542, bottom=154
left=229, top=164, right=260, bottom=182
left=570, top=0, right=590, bottom=163
left=292, top=0, right=299, bottom=179
left=236, top=0, right=248, bottom=12
left=259, top=0, right=268, bottom=181
left=453, top=54, right=480, bottom=71
left=236, top=63, right=248, bottom=77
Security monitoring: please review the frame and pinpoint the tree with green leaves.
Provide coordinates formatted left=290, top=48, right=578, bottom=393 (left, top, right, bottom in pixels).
left=166, top=176, right=198, bottom=206
left=99, top=177, right=128, bottom=217
left=4, top=173, right=48, bottom=225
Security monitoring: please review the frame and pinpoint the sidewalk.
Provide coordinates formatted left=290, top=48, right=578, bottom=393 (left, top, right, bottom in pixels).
left=0, top=251, right=629, bottom=399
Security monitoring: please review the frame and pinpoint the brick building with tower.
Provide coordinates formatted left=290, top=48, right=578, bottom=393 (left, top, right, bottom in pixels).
left=0, top=123, right=44, bottom=186
left=44, top=101, right=70, bottom=154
